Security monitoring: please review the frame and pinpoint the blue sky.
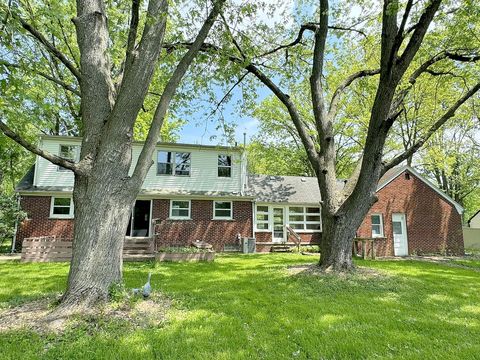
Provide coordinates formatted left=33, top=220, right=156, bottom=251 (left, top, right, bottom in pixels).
left=176, top=80, right=271, bottom=146
left=175, top=0, right=302, bottom=146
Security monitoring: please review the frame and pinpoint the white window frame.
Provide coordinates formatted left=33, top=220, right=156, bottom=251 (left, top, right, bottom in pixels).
left=169, top=200, right=191, bottom=219
left=255, top=205, right=270, bottom=232
left=213, top=201, right=233, bottom=220
left=371, top=214, right=384, bottom=238
left=50, top=197, right=74, bottom=219
left=287, top=206, right=322, bottom=232
left=254, top=205, right=322, bottom=233
left=157, top=150, right=191, bottom=176
left=57, top=144, right=79, bottom=172
left=217, top=154, right=232, bottom=178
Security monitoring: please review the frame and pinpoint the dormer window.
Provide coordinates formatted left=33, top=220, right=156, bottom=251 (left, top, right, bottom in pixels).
left=218, top=155, right=232, bottom=177
left=157, top=151, right=191, bottom=176
left=58, top=145, right=79, bottom=171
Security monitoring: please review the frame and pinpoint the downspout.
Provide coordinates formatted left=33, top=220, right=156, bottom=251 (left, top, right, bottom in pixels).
left=11, top=194, right=20, bottom=253
left=251, top=200, right=256, bottom=238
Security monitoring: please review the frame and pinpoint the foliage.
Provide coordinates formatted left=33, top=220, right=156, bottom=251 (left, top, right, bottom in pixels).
left=0, top=254, right=480, bottom=358
left=0, top=194, right=26, bottom=251
left=291, top=245, right=320, bottom=253
left=238, top=0, right=480, bottom=216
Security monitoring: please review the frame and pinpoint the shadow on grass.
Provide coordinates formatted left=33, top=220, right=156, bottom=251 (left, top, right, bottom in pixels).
left=0, top=254, right=479, bottom=359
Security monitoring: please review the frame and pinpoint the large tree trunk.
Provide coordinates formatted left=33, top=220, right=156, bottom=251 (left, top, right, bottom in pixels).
left=61, top=190, right=134, bottom=309
left=59, top=139, right=139, bottom=311
left=319, top=205, right=372, bottom=271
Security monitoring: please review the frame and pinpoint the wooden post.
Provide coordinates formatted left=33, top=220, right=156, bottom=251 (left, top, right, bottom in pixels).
left=362, top=240, right=367, bottom=260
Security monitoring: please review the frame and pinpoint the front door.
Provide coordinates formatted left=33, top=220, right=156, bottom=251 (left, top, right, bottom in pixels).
left=272, top=207, right=286, bottom=243
left=126, top=200, right=151, bottom=237
left=392, top=213, right=408, bottom=256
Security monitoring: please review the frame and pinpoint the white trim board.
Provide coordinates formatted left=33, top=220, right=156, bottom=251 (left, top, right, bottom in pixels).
left=377, top=165, right=464, bottom=215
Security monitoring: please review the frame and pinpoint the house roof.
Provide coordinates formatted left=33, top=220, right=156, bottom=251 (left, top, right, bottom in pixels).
left=15, top=165, right=36, bottom=191
left=39, top=135, right=243, bottom=152
left=468, top=209, right=480, bottom=225
left=247, top=174, right=345, bottom=204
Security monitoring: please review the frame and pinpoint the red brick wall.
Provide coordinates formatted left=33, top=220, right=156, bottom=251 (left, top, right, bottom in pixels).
left=16, top=196, right=74, bottom=250
left=153, top=200, right=253, bottom=251
left=357, top=171, right=464, bottom=256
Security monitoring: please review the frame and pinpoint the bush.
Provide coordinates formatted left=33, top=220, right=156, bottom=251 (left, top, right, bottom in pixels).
left=291, top=245, right=320, bottom=253
left=0, top=194, right=26, bottom=252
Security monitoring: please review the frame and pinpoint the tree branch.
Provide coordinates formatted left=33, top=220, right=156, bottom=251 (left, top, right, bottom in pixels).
left=0, top=60, right=81, bottom=96
left=396, top=0, right=442, bottom=75
left=125, top=0, right=140, bottom=64
left=220, top=12, right=246, bottom=59
left=208, top=71, right=248, bottom=118
left=0, top=120, right=78, bottom=172
left=328, top=68, right=380, bottom=119
left=257, top=23, right=317, bottom=58
left=384, top=81, right=480, bottom=172
left=130, top=0, right=227, bottom=186
left=328, top=25, right=366, bottom=38
left=16, top=16, right=81, bottom=81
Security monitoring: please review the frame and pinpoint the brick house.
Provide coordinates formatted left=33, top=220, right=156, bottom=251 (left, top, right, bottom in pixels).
left=15, top=135, right=464, bottom=256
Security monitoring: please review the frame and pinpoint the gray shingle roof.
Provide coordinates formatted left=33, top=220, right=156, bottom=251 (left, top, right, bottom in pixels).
left=247, top=174, right=335, bottom=204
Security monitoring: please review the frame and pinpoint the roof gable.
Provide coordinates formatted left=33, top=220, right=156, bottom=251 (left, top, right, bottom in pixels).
left=377, top=165, right=464, bottom=215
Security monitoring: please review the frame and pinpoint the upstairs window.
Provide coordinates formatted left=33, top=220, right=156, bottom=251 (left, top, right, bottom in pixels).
left=213, top=201, right=232, bottom=219
left=157, top=151, right=173, bottom=175
left=371, top=214, right=384, bottom=237
left=58, top=145, right=78, bottom=171
left=175, top=152, right=191, bottom=176
left=157, top=151, right=191, bottom=176
left=50, top=197, right=74, bottom=218
left=218, top=155, right=232, bottom=177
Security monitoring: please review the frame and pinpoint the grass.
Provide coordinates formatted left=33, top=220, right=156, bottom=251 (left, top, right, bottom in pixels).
left=0, top=254, right=479, bottom=359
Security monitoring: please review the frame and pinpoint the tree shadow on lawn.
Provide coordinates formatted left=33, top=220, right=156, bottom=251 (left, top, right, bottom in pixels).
left=113, top=256, right=480, bottom=359
left=1, top=255, right=479, bottom=359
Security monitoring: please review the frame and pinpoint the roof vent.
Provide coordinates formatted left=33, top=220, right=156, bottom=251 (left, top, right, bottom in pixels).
left=301, top=177, right=306, bottom=182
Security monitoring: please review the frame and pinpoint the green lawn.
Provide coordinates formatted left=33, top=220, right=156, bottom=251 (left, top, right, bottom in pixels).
left=1, top=254, right=479, bottom=359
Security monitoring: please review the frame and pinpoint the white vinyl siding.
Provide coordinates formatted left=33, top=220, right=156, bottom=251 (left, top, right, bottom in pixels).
left=50, top=197, right=74, bottom=218
left=131, top=145, right=241, bottom=193
left=371, top=214, right=384, bottom=237
left=35, top=138, right=244, bottom=193
left=213, top=201, right=233, bottom=219
left=169, top=200, right=191, bottom=219
left=36, top=139, right=80, bottom=187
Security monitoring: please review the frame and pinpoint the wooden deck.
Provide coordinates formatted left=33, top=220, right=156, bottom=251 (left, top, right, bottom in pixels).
left=21, top=236, right=155, bottom=262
